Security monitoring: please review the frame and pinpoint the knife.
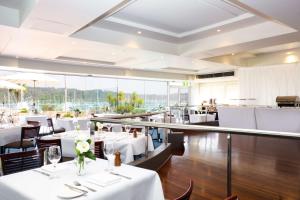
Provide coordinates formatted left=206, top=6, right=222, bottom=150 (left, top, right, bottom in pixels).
left=64, top=184, right=88, bottom=194
left=110, top=172, right=132, bottom=180
left=32, top=169, right=51, bottom=177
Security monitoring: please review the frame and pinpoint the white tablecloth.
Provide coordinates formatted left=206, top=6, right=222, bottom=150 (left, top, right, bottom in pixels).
left=20, top=115, right=48, bottom=126
left=0, top=159, right=164, bottom=200
left=43, top=131, right=154, bottom=163
left=0, top=126, right=21, bottom=146
left=103, top=123, right=145, bottom=133
left=56, top=118, right=90, bottom=131
left=189, top=113, right=216, bottom=123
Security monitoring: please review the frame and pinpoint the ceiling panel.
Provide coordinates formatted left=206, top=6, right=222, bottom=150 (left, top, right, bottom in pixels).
left=111, top=0, right=246, bottom=33
left=0, top=0, right=23, bottom=10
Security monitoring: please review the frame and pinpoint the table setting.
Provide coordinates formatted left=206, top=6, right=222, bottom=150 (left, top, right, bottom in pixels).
left=0, top=158, right=164, bottom=200
left=42, top=125, right=154, bottom=163
left=0, top=132, right=164, bottom=200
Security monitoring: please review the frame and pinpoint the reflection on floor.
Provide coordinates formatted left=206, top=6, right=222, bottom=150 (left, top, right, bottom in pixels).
left=159, top=132, right=300, bottom=200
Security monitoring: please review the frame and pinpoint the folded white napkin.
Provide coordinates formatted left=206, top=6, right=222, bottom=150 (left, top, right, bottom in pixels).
left=41, top=164, right=68, bottom=172
left=86, top=172, right=122, bottom=187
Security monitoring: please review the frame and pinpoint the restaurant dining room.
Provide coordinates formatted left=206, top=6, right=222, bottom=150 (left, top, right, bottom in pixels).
left=1, top=0, right=300, bottom=200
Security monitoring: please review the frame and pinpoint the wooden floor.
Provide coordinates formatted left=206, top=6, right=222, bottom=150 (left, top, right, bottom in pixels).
left=159, top=132, right=300, bottom=200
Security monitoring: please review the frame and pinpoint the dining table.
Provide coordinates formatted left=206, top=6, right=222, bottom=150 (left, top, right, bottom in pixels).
left=0, top=125, right=21, bottom=147
left=42, top=130, right=154, bottom=163
left=0, top=158, right=164, bottom=200
left=55, top=118, right=90, bottom=131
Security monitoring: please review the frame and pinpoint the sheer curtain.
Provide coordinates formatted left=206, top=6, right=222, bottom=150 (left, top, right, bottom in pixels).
left=239, top=63, right=300, bottom=106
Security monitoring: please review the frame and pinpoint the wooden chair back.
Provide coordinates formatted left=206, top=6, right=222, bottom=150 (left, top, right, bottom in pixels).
left=22, top=126, right=40, bottom=140
left=46, top=118, right=54, bottom=133
left=27, top=120, right=41, bottom=127
left=94, top=141, right=105, bottom=159
left=20, top=126, right=40, bottom=148
left=36, top=138, right=62, bottom=150
left=36, top=138, right=62, bottom=163
left=0, top=150, right=43, bottom=175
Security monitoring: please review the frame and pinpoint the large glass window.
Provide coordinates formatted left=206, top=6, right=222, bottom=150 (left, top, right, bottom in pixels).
left=169, top=86, right=189, bottom=106
left=34, top=74, right=66, bottom=112
left=145, top=80, right=168, bottom=109
left=0, top=69, right=169, bottom=113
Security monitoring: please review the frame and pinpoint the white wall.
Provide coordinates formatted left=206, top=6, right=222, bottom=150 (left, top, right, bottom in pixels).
left=239, top=63, right=300, bottom=106
left=197, top=80, right=239, bottom=105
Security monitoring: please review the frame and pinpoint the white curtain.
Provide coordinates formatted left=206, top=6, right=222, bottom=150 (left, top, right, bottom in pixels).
left=239, top=63, right=300, bottom=106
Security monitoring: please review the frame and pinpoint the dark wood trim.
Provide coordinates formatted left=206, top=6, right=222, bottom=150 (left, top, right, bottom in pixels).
left=130, top=143, right=172, bottom=171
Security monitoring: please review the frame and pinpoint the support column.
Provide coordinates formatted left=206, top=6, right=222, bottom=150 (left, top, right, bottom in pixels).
left=227, top=133, right=232, bottom=197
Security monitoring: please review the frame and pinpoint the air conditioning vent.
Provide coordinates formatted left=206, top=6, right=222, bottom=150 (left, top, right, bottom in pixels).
left=197, top=71, right=234, bottom=79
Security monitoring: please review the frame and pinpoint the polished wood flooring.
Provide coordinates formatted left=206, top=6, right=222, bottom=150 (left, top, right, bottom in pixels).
left=159, top=132, right=300, bottom=200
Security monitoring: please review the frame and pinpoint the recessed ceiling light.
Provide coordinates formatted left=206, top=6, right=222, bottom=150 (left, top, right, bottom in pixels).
left=285, top=55, right=298, bottom=63
left=286, top=52, right=293, bottom=55
left=137, top=31, right=142, bottom=35
left=217, top=29, right=221, bottom=32
left=231, top=53, right=235, bottom=56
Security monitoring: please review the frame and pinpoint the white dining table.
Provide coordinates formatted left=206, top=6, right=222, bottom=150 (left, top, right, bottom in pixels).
left=0, top=159, right=164, bottom=200
left=0, top=125, right=21, bottom=146
left=42, top=131, right=154, bottom=163
left=19, top=115, right=48, bottom=126
left=55, top=118, right=90, bottom=131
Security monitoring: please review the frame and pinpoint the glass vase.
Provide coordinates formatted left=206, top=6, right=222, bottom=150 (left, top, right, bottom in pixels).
left=76, top=156, right=86, bottom=176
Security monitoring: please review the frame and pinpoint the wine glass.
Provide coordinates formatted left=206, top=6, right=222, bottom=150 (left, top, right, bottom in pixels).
left=48, top=145, right=61, bottom=169
left=86, top=121, right=91, bottom=134
left=124, top=125, right=131, bottom=135
left=106, top=123, right=112, bottom=132
left=103, top=142, right=115, bottom=171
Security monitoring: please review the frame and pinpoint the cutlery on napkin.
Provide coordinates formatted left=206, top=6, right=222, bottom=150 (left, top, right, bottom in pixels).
left=110, top=172, right=132, bottom=180
left=64, top=184, right=88, bottom=194
left=86, top=173, right=122, bottom=187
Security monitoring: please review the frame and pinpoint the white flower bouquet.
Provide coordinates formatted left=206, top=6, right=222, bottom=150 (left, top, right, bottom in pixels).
left=75, top=135, right=96, bottom=175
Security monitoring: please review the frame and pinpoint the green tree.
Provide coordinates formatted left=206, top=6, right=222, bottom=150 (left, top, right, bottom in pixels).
left=106, top=93, right=116, bottom=107
left=117, top=91, right=126, bottom=103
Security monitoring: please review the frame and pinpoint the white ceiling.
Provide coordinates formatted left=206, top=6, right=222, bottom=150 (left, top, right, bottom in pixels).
left=250, top=42, right=300, bottom=54
left=94, top=0, right=264, bottom=43
left=111, top=0, right=245, bottom=33
left=0, top=0, right=23, bottom=10
left=0, top=0, right=299, bottom=76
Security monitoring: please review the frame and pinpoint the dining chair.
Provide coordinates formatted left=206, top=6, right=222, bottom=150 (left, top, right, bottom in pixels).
left=102, top=127, right=109, bottom=132
left=27, top=120, right=41, bottom=127
left=36, top=138, right=72, bottom=163
left=46, top=118, right=65, bottom=134
left=173, top=179, right=193, bottom=200
left=94, top=141, right=105, bottom=159
left=56, top=113, right=61, bottom=119
left=0, top=149, right=43, bottom=175
left=225, top=195, right=238, bottom=200
left=4, top=126, right=40, bottom=153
